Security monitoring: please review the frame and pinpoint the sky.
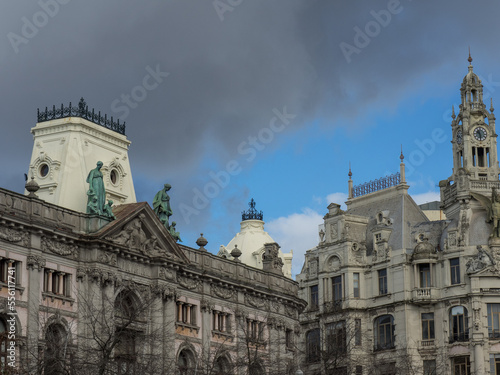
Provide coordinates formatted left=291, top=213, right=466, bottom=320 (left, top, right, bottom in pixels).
left=2, top=1, right=500, bottom=278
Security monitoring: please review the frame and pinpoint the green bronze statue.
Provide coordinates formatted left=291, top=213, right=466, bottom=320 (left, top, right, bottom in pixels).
left=103, top=200, right=116, bottom=220
left=86, top=161, right=106, bottom=215
left=169, top=221, right=182, bottom=242
left=153, top=184, right=173, bottom=228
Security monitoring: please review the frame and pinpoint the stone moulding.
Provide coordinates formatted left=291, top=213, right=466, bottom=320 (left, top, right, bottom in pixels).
left=177, top=273, right=201, bottom=290
left=245, top=293, right=268, bottom=309
left=0, top=227, right=29, bottom=247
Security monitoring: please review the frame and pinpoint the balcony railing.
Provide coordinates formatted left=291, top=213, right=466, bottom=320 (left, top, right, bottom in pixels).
left=352, top=173, right=400, bottom=198
left=449, top=332, right=469, bottom=343
left=419, top=339, right=435, bottom=348
left=412, top=288, right=440, bottom=304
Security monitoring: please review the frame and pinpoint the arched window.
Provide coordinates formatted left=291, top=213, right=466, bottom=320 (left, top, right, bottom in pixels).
left=114, top=290, right=139, bottom=373
left=214, top=355, right=232, bottom=375
left=374, top=315, right=394, bottom=351
left=178, top=349, right=196, bottom=375
left=450, top=306, right=469, bottom=343
left=306, top=328, right=320, bottom=362
left=44, top=323, right=68, bottom=375
left=249, top=361, right=265, bottom=375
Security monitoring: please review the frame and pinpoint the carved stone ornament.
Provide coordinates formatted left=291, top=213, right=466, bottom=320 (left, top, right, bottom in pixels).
left=308, top=259, right=318, bottom=277
left=42, top=237, right=77, bottom=257
left=98, top=252, right=117, bottom=266
left=211, top=284, right=235, bottom=300
left=150, top=282, right=176, bottom=300
left=0, top=227, right=29, bottom=246
left=327, top=255, right=341, bottom=272
left=330, top=223, right=338, bottom=240
left=271, top=300, right=281, bottom=313
left=76, top=267, right=88, bottom=281
left=200, top=298, right=215, bottom=312
left=466, top=245, right=495, bottom=274
left=245, top=293, right=268, bottom=309
left=284, top=304, right=296, bottom=318
left=177, top=273, right=201, bottom=290
left=159, top=267, right=175, bottom=280
left=26, top=255, right=46, bottom=271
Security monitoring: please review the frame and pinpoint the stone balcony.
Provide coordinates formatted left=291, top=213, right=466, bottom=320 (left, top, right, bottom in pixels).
left=412, top=287, right=440, bottom=304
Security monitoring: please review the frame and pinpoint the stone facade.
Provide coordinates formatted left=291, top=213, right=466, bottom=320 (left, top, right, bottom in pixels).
left=297, top=59, right=500, bottom=375
left=0, top=104, right=305, bottom=374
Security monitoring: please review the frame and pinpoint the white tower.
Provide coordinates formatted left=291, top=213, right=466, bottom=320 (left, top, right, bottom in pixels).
left=28, top=98, right=136, bottom=213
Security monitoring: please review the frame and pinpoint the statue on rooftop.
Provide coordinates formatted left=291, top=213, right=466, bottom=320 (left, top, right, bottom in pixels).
left=471, top=187, right=500, bottom=238
left=153, top=184, right=173, bottom=228
left=86, top=161, right=106, bottom=215
left=103, top=200, right=115, bottom=220
left=169, top=221, right=182, bottom=242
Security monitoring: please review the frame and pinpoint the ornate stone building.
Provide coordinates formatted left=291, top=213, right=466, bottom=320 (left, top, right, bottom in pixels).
left=0, top=101, right=305, bottom=374
left=297, top=57, right=500, bottom=375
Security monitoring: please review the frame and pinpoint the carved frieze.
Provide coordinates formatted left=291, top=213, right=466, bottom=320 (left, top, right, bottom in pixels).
left=177, top=273, right=201, bottom=290
left=150, top=282, right=177, bottom=300
left=0, top=227, right=29, bottom=246
left=466, top=246, right=495, bottom=274
left=245, top=294, right=268, bottom=309
left=159, top=267, right=175, bottom=280
left=284, top=304, right=296, bottom=318
left=107, top=217, right=146, bottom=250
left=76, top=267, right=88, bottom=281
left=211, top=284, right=235, bottom=300
left=308, top=259, right=318, bottom=277
left=42, top=237, right=77, bottom=257
left=26, top=255, right=45, bottom=271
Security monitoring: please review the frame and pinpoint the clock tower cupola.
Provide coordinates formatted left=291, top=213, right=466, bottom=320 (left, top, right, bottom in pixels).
left=451, top=54, right=500, bottom=183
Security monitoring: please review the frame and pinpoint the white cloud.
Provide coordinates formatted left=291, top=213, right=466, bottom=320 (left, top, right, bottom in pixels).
left=411, top=191, right=441, bottom=205
left=266, top=208, right=323, bottom=278
left=326, top=192, right=348, bottom=209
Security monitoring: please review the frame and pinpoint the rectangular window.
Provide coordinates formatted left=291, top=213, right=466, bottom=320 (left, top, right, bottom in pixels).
left=310, top=285, right=319, bottom=310
left=450, top=258, right=461, bottom=285
left=355, top=366, right=362, bottom=375
left=490, top=354, right=500, bottom=374
left=355, top=319, right=362, bottom=346
left=306, top=329, right=320, bottom=363
left=353, top=273, right=360, bottom=298
left=453, top=356, right=470, bottom=375
left=488, top=304, right=500, bottom=339
left=247, top=319, right=265, bottom=342
left=0, top=259, right=19, bottom=285
left=212, top=311, right=230, bottom=333
left=421, top=313, right=435, bottom=340
left=285, top=329, right=293, bottom=349
left=423, top=360, right=436, bottom=375
left=176, top=302, right=197, bottom=326
left=326, top=321, right=346, bottom=354
left=43, top=269, right=71, bottom=297
left=378, top=269, right=388, bottom=295
left=419, top=264, right=431, bottom=288
left=332, top=276, right=342, bottom=302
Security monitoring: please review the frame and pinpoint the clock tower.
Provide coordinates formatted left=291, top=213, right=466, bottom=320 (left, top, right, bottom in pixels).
left=451, top=54, right=500, bottom=182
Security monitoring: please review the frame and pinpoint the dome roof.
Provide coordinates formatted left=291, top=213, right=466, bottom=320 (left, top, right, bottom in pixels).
left=412, top=238, right=437, bottom=261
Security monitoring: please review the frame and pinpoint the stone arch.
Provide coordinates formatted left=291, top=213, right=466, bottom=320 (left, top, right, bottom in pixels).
left=214, top=352, right=233, bottom=375
left=177, top=345, right=197, bottom=375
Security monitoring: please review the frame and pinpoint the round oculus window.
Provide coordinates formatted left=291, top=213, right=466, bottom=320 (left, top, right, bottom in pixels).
left=39, top=163, right=49, bottom=178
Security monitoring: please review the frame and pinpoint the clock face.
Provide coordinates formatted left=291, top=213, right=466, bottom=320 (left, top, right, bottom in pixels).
left=456, top=130, right=463, bottom=144
left=473, top=126, right=487, bottom=141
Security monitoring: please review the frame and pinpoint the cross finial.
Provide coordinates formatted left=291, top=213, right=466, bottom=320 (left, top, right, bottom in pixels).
left=468, top=47, right=473, bottom=64
left=400, top=145, right=404, bottom=161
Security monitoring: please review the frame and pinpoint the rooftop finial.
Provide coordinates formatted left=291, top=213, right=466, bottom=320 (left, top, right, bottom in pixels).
left=468, top=47, right=473, bottom=64
left=348, top=162, right=352, bottom=179
left=242, top=198, right=263, bottom=221
left=491, top=98, right=495, bottom=113
left=452, top=105, right=456, bottom=119
left=400, top=145, right=404, bottom=161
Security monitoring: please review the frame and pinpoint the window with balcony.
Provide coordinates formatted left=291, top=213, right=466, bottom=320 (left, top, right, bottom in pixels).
left=310, top=285, right=319, bottom=310
left=306, top=328, right=320, bottom=363
left=332, top=276, right=342, bottom=303
left=450, top=306, right=469, bottom=343
left=353, top=273, right=360, bottom=298
left=421, top=313, right=435, bottom=342
left=212, top=311, right=231, bottom=334
left=488, top=304, right=500, bottom=339
left=378, top=269, right=388, bottom=295
left=176, top=301, right=197, bottom=327
left=419, top=264, right=431, bottom=288
left=326, top=321, right=346, bottom=354
left=374, top=315, right=394, bottom=351
left=0, top=259, right=19, bottom=285
left=247, top=319, right=265, bottom=343
left=43, top=269, right=71, bottom=297
left=452, top=356, right=470, bottom=375
left=450, top=258, right=461, bottom=285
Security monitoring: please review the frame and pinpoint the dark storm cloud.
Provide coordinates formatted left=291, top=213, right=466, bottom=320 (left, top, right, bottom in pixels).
left=2, top=0, right=500, bottom=243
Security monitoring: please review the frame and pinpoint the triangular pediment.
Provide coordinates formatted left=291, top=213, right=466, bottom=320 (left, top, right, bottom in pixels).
left=469, top=265, right=500, bottom=278
left=91, top=202, right=189, bottom=264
